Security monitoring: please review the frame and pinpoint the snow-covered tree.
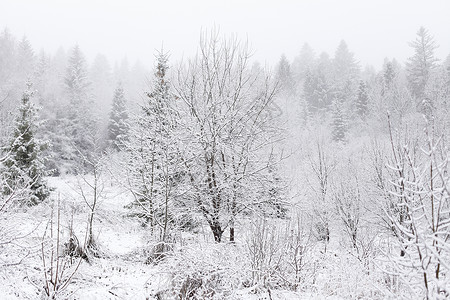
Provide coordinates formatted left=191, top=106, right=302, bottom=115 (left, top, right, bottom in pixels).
left=107, top=84, right=129, bottom=149
left=356, top=80, right=369, bottom=118
left=307, top=142, right=336, bottom=248
left=0, top=29, right=18, bottom=143
left=292, top=43, right=315, bottom=83
left=65, top=45, right=90, bottom=108
left=1, top=83, right=50, bottom=205
left=382, top=121, right=450, bottom=298
left=175, top=32, right=282, bottom=242
left=90, top=54, right=113, bottom=118
left=331, top=100, right=346, bottom=142
left=0, top=28, right=16, bottom=85
left=15, top=36, right=35, bottom=84
left=383, top=61, right=396, bottom=94
left=406, top=27, right=438, bottom=102
left=332, top=40, right=360, bottom=103
left=64, top=45, right=97, bottom=171
left=303, top=67, right=331, bottom=114
left=34, top=50, right=51, bottom=99
left=276, top=54, right=295, bottom=97
left=124, top=50, right=185, bottom=251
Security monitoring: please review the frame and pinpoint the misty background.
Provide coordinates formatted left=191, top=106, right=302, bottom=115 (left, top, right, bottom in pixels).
left=2, top=0, right=450, bottom=68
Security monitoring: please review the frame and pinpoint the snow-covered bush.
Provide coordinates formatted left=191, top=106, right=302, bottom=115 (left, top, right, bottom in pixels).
left=159, top=242, right=249, bottom=299
left=39, top=197, right=85, bottom=299
left=245, top=217, right=316, bottom=293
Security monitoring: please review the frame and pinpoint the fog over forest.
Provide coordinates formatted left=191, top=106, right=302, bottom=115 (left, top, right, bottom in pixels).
left=1, top=1, right=450, bottom=299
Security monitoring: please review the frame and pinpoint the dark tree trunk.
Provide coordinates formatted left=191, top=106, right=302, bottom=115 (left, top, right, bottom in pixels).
left=210, top=221, right=223, bottom=242
left=229, top=226, right=235, bottom=242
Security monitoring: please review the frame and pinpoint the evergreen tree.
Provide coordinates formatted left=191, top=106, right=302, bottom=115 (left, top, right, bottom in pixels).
left=65, top=45, right=91, bottom=108
left=332, top=40, right=360, bottom=102
left=292, top=43, right=315, bottom=83
left=445, top=54, right=450, bottom=77
left=331, top=100, right=346, bottom=142
left=34, top=51, right=50, bottom=98
left=303, top=67, right=331, bottom=114
left=48, top=47, right=67, bottom=97
left=108, top=84, right=129, bottom=149
left=258, top=156, right=288, bottom=219
left=406, top=27, right=438, bottom=101
left=276, top=54, right=295, bottom=97
left=64, top=45, right=97, bottom=171
left=356, top=80, right=369, bottom=118
left=15, top=36, right=35, bottom=83
left=90, top=54, right=113, bottom=113
left=0, top=28, right=16, bottom=86
left=333, top=41, right=359, bottom=83
left=125, top=50, right=183, bottom=240
left=303, top=68, right=316, bottom=113
left=383, top=61, right=396, bottom=93
left=1, top=83, right=50, bottom=205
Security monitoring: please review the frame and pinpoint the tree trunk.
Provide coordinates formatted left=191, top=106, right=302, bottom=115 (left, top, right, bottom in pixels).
left=229, top=219, right=235, bottom=242
left=230, top=222, right=234, bottom=243
left=210, top=222, right=223, bottom=242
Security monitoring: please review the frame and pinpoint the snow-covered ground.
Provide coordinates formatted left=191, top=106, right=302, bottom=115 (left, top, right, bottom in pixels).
left=0, top=175, right=386, bottom=299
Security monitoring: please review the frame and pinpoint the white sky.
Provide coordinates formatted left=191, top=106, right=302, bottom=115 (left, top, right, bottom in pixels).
left=1, top=0, right=449, bottom=69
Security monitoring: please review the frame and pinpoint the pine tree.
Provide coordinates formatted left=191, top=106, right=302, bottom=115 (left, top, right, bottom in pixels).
left=356, top=80, right=369, bottom=118
left=108, top=84, right=128, bottom=149
left=1, top=83, right=50, bottom=205
left=406, top=27, right=438, bottom=101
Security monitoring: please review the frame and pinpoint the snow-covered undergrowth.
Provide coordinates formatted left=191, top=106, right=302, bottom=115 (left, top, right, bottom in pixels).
left=0, top=176, right=392, bottom=299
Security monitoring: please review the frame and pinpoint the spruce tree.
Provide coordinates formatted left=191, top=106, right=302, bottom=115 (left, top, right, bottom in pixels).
left=108, top=84, right=129, bottom=149
left=356, top=80, right=369, bottom=118
left=1, top=83, right=50, bottom=205
left=383, top=61, right=396, bottom=93
left=64, top=45, right=97, bottom=171
left=292, top=43, right=315, bottom=83
left=304, top=67, right=331, bottom=114
left=332, top=40, right=360, bottom=104
left=406, top=27, right=438, bottom=101
left=303, top=68, right=317, bottom=113
left=125, top=50, right=182, bottom=240
left=332, top=100, right=346, bottom=142
left=276, top=54, right=295, bottom=97
left=65, top=45, right=91, bottom=108
left=16, top=36, right=35, bottom=82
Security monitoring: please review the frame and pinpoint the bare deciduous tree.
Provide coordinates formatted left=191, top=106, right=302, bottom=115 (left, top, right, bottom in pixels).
left=307, top=142, right=335, bottom=249
left=40, top=197, right=84, bottom=299
left=383, top=118, right=450, bottom=298
left=175, top=30, right=281, bottom=242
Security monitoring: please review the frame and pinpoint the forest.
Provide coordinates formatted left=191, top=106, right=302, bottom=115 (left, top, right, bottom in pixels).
left=1, top=25, right=450, bottom=299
